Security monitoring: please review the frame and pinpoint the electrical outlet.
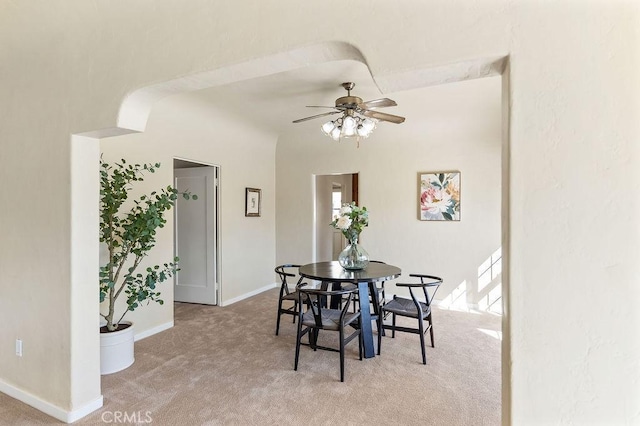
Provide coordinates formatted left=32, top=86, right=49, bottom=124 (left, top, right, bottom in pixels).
left=15, top=339, right=22, bottom=357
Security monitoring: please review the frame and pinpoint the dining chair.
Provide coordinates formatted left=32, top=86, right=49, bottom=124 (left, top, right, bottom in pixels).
left=294, top=285, right=363, bottom=382
left=274, top=264, right=307, bottom=336
left=381, top=274, right=442, bottom=364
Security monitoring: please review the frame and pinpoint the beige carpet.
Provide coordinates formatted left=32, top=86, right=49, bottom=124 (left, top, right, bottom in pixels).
left=1, top=289, right=501, bottom=425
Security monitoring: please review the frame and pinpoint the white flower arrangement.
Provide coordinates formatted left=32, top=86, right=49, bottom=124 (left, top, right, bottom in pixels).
left=330, top=202, right=369, bottom=242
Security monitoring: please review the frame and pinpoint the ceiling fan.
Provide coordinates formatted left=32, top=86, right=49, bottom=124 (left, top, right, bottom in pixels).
left=292, top=82, right=405, bottom=141
left=293, top=82, right=405, bottom=124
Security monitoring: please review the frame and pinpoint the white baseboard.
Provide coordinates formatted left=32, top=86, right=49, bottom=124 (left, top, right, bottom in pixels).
left=0, top=378, right=103, bottom=423
left=220, top=283, right=278, bottom=307
left=67, top=396, right=104, bottom=423
left=134, top=321, right=174, bottom=342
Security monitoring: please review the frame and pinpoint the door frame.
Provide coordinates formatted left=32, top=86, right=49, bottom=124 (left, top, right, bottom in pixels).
left=173, top=157, right=221, bottom=304
left=313, top=172, right=359, bottom=262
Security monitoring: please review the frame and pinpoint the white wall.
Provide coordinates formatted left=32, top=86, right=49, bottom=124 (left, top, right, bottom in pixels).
left=277, top=77, right=502, bottom=307
left=1, top=1, right=638, bottom=424
left=100, top=95, right=277, bottom=335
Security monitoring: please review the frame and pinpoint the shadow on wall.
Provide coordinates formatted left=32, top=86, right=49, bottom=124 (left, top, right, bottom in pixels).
left=439, top=247, right=502, bottom=315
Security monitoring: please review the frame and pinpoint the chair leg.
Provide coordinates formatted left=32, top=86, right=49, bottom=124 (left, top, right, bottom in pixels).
left=275, top=301, right=283, bottom=336
left=292, top=301, right=297, bottom=323
left=339, top=328, right=345, bottom=382
left=377, top=313, right=382, bottom=355
left=418, top=317, right=426, bottom=365
left=310, top=329, right=318, bottom=350
left=391, top=313, right=396, bottom=338
left=428, top=313, right=435, bottom=347
left=358, top=328, right=363, bottom=361
left=352, top=294, right=360, bottom=313
left=295, top=325, right=304, bottom=371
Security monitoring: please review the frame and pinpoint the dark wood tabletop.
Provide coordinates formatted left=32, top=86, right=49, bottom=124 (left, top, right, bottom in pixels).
left=299, top=261, right=401, bottom=283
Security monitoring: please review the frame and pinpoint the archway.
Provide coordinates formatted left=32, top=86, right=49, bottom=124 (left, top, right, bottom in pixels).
left=70, top=42, right=509, bottom=420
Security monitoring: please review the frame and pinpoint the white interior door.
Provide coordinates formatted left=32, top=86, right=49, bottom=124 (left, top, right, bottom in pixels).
left=174, top=166, right=218, bottom=305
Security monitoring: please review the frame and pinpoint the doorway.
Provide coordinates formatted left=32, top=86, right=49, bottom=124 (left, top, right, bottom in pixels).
left=173, top=158, right=220, bottom=305
left=314, top=173, right=358, bottom=262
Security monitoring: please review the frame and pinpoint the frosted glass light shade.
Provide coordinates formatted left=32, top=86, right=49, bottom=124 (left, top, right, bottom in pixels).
left=343, top=116, right=356, bottom=130
left=322, top=121, right=335, bottom=134
left=362, top=118, right=375, bottom=132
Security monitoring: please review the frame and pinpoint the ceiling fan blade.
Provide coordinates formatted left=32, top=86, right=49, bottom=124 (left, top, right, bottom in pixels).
left=361, top=109, right=406, bottom=124
left=292, top=110, right=341, bottom=123
left=360, top=98, right=397, bottom=109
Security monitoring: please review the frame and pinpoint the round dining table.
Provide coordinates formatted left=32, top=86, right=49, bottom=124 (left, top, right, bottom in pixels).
left=299, top=261, right=401, bottom=358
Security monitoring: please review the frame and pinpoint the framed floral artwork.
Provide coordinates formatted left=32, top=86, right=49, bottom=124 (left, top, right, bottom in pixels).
left=418, top=171, right=460, bottom=221
left=245, top=187, right=261, bottom=217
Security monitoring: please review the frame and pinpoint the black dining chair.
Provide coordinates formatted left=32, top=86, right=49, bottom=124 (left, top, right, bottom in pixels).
left=294, top=285, right=363, bottom=382
left=274, top=264, right=307, bottom=336
left=381, top=274, right=442, bottom=364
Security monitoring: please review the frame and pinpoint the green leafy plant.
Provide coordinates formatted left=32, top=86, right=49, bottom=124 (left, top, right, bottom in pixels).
left=99, top=159, right=197, bottom=332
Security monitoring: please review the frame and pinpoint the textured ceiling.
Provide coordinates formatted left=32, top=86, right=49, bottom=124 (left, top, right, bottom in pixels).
left=157, top=59, right=502, bottom=140
left=175, top=60, right=399, bottom=136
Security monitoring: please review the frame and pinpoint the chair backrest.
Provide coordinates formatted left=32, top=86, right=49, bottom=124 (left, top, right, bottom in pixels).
left=298, top=286, right=357, bottom=328
left=396, top=274, right=443, bottom=310
left=275, top=264, right=302, bottom=296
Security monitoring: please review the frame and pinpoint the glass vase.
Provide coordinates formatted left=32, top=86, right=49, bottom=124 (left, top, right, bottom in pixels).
left=338, top=236, right=370, bottom=270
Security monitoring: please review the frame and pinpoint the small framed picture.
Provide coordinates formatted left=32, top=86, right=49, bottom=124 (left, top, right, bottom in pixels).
left=245, top=188, right=261, bottom=217
left=418, top=171, right=460, bottom=221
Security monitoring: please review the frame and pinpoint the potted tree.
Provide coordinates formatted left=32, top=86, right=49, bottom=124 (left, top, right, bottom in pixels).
left=99, top=159, right=196, bottom=374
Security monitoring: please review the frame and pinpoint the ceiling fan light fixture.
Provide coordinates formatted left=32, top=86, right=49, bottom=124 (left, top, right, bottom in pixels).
left=295, top=82, right=402, bottom=145
left=321, top=113, right=377, bottom=141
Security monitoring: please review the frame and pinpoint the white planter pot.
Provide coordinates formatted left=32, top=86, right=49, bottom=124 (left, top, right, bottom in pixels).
left=100, top=321, right=134, bottom=375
